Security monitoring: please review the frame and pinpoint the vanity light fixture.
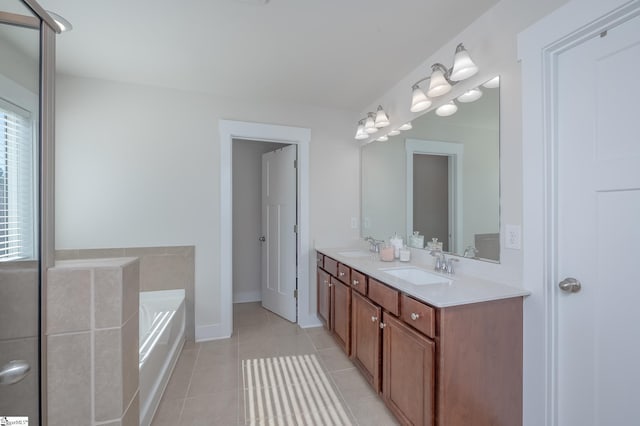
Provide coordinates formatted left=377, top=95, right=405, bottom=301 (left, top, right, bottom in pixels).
left=457, top=87, right=483, bottom=103
left=409, top=43, right=478, bottom=112
left=410, top=85, right=432, bottom=113
left=435, top=101, right=458, bottom=117
left=427, top=64, right=452, bottom=97
left=47, top=11, right=73, bottom=32
left=376, top=135, right=389, bottom=142
left=354, top=120, right=369, bottom=140
left=398, top=122, right=412, bottom=131
left=483, top=75, right=500, bottom=88
left=364, top=113, right=378, bottom=134
left=388, top=129, right=401, bottom=136
left=449, top=43, right=479, bottom=81
left=374, top=105, right=390, bottom=128
left=354, top=105, right=391, bottom=140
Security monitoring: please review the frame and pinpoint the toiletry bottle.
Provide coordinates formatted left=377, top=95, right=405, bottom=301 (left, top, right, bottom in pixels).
left=380, top=244, right=394, bottom=262
left=399, top=245, right=411, bottom=262
left=390, top=233, right=403, bottom=259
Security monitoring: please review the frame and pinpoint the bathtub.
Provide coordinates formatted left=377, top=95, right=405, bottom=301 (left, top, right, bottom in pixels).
left=139, top=289, right=186, bottom=426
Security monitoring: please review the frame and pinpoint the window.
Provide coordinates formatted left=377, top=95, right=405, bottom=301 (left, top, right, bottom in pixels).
left=0, top=97, right=36, bottom=261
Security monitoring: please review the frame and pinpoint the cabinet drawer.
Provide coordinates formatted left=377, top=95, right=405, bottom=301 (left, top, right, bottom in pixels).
left=400, top=295, right=435, bottom=338
left=337, top=263, right=351, bottom=284
left=316, top=252, right=324, bottom=268
left=324, top=257, right=338, bottom=276
left=350, top=270, right=368, bottom=295
left=368, top=278, right=399, bottom=316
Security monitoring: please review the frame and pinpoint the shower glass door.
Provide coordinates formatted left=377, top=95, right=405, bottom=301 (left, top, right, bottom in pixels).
left=0, top=0, right=41, bottom=423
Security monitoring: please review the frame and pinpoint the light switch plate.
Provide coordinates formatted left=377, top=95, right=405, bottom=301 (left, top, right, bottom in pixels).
left=504, top=224, right=522, bottom=250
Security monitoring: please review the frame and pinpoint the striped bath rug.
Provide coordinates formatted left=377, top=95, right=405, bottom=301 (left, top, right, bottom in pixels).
left=242, top=354, right=353, bottom=426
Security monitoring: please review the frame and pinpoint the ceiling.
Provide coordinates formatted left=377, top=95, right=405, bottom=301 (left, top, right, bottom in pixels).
left=37, top=0, right=500, bottom=110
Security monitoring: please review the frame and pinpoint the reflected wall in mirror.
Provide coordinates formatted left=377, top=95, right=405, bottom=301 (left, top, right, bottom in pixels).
left=362, top=77, right=500, bottom=262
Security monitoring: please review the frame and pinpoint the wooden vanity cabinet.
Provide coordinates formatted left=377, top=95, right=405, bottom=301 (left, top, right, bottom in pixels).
left=317, top=267, right=331, bottom=328
left=351, top=291, right=382, bottom=392
left=315, top=251, right=523, bottom=426
left=330, top=276, right=351, bottom=355
left=382, top=312, right=435, bottom=426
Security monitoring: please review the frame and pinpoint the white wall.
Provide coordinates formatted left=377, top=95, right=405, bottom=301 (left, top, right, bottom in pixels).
left=232, top=139, right=287, bottom=303
left=55, top=75, right=361, bottom=339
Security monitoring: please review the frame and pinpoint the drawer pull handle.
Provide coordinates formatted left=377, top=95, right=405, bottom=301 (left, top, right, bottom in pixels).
left=380, top=322, right=386, bottom=329
left=352, top=279, right=359, bottom=286
left=339, top=271, right=345, bottom=277
left=410, top=313, right=420, bottom=321
left=371, top=316, right=378, bottom=322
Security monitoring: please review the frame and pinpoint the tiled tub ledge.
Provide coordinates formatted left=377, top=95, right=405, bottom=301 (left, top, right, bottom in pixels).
left=47, top=257, right=140, bottom=426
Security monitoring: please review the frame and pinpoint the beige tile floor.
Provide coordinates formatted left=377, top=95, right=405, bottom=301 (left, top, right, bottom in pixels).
left=151, top=302, right=399, bottom=425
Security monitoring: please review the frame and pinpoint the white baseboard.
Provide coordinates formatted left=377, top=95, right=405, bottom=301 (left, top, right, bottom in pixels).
left=195, top=323, right=232, bottom=342
left=298, top=314, right=322, bottom=329
left=233, top=291, right=262, bottom=304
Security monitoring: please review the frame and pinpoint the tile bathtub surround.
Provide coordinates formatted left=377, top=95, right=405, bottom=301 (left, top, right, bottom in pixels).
left=56, top=245, right=196, bottom=340
left=151, top=302, right=399, bottom=426
left=46, top=258, right=140, bottom=426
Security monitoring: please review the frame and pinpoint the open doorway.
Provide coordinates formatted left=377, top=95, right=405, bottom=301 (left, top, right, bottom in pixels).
left=219, top=120, right=312, bottom=340
left=232, top=139, right=297, bottom=322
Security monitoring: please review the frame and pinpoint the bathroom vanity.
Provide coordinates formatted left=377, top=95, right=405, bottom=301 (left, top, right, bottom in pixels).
left=316, top=248, right=528, bottom=426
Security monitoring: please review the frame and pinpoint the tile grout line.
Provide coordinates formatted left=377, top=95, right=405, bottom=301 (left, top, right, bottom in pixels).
left=176, top=342, right=200, bottom=423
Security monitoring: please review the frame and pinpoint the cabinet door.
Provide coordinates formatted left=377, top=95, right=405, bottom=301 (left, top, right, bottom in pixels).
left=351, top=291, right=382, bottom=392
left=382, top=313, right=435, bottom=426
left=317, top=267, right=331, bottom=329
left=331, top=276, right=351, bottom=356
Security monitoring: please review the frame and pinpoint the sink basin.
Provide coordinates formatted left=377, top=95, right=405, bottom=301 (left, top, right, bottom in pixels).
left=379, top=267, right=451, bottom=285
left=337, top=250, right=372, bottom=258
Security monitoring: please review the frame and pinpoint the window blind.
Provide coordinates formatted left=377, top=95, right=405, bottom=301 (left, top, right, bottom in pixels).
left=0, top=97, right=35, bottom=261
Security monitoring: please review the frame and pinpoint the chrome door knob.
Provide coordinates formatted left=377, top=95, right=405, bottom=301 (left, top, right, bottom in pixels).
left=0, top=360, right=31, bottom=385
left=559, top=277, right=581, bottom=293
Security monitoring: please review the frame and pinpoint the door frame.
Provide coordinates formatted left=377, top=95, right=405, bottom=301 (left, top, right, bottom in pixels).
left=519, top=1, right=640, bottom=425
left=405, top=139, right=463, bottom=253
left=219, top=120, right=311, bottom=337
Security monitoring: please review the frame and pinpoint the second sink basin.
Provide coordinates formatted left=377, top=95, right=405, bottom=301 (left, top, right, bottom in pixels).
left=379, top=266, right=451, bottom=286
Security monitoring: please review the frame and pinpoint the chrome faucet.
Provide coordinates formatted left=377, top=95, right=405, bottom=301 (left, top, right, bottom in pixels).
left=364, top=236, right=384, bottom=253
left=430, top=249, right=458, bottom=275
left=430, top=249, right=446, bottom=272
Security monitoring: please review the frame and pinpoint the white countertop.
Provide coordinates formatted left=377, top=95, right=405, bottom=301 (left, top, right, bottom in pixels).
left=318, top=247, right=529, bottom=308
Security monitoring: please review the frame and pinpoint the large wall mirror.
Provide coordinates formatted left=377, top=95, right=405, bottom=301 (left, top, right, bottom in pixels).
left=361, top=77, right=500, bottom=262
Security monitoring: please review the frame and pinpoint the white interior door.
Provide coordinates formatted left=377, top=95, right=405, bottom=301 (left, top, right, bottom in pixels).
left=261, top=144, right=297, bottom=322
left=556, top=14, right=640, bottom=425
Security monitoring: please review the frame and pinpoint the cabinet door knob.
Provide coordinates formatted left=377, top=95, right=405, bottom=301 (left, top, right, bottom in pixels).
left=380, top=322, right=386, bottom=329
left=328, top=283, right=333, bottom=287
left=352, top=279, right=359, bottom=286
left=410, top=312, right=420, bottom=321
left=323, top=280, right=328, bottom=285
left=371, top=316, right=378, bottom=322
left=339, top=271, right=345, bottom=277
